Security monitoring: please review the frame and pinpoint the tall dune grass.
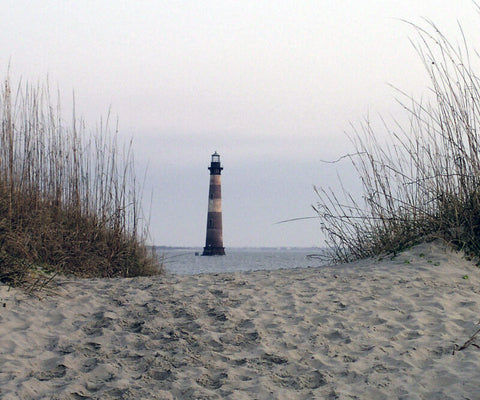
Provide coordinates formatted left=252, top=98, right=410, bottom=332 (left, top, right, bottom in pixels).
left=314, top=12, right=480, bottom=263
left=0, top=77, right=160, bottom=286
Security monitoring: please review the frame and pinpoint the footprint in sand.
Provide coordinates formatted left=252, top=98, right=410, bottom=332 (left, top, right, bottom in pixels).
left=261, top=352, right=288, bottom=365
left=79, top=342, right=102, bottom=357
left=195, top=372, right=228, bottom=390
left=148, top=369, right=172, bottom=381
left=209, top=289, right=228, bottom=298
left=207, top=308, right=228, bottom=322
left=80, top=357, right=99, bottom=373
left=33, top=362, right=67, bottom=381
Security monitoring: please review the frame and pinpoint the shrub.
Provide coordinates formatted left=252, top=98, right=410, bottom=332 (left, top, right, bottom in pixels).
left=314, top=11, right=480, bottom=263
left=0, top=77, right=161, bottom=286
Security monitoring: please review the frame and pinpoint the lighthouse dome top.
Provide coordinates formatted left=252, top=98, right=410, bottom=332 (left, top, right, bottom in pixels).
left=211, top=151, right=220, bottom=163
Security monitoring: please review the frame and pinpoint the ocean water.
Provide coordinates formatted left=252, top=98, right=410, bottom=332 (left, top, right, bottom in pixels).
left=157, top=248, right=326, bottom=275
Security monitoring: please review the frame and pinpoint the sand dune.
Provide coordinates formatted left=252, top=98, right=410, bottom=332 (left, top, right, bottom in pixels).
left=1, top=241, right=480, bottom=399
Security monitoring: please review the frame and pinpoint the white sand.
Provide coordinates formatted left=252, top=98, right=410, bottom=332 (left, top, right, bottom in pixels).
left=1, top=241, right=480, bottom=399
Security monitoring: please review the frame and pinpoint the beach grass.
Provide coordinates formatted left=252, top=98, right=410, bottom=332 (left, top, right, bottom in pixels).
left=314, top=9, right=480, bottom=263
left=0, top=76, right=161, bottom=287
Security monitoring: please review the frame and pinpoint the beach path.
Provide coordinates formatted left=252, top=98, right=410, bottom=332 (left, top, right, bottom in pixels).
left=1, top=241, right=480, bottom=399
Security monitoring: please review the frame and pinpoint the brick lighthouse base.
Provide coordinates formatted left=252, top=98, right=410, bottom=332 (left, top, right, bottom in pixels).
left=202, top=246, right=225, bottom=256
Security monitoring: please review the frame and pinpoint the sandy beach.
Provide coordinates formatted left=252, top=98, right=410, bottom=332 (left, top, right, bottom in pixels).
left=1, top=241, right=480, bottom=399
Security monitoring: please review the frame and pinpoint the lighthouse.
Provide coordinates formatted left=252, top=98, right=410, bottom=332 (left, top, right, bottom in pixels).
left=202, top=152, right=225, bottom=256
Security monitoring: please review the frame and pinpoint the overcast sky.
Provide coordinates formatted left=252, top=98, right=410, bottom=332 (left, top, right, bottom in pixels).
left=1, top=1, right=479, bottom=247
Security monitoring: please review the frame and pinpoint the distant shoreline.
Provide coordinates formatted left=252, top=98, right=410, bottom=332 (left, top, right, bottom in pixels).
left=152, top=246, right=325, bottom=251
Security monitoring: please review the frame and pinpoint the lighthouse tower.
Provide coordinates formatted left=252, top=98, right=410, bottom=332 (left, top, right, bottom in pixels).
left=202, top=152, right=225, bottom=256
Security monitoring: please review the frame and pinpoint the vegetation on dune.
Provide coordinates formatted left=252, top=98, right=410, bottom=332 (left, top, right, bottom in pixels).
left=0, top=76, right=161, bottom=288
left=314, top=8, right=480, bottom=263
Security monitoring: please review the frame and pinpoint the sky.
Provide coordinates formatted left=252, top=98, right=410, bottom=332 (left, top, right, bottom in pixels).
left=1, top=1, right=479, bottom=247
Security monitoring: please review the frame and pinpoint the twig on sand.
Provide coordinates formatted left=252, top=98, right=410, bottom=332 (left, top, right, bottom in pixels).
left=453, top=327, right=480, bottom=354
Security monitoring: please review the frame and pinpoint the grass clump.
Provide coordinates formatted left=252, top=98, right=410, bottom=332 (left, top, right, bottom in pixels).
left=0, top=76, right=161, bottom=287
left=314, top=7, right=480, bottom=263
